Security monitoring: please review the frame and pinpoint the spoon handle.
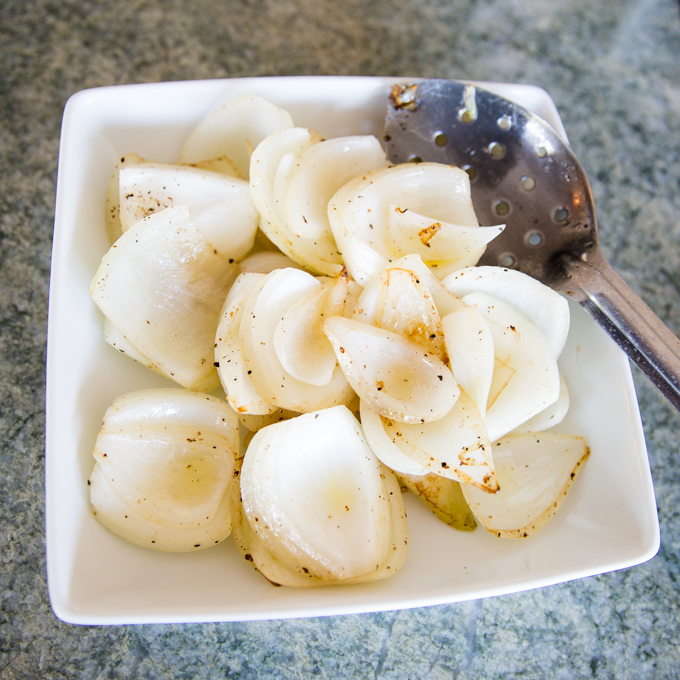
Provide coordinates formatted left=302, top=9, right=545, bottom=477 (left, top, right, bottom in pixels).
left=561, top=251, right=680, bottom=410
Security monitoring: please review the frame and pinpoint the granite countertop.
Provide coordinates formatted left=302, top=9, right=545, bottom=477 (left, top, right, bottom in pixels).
left=2, top=0, right=680, bottom=677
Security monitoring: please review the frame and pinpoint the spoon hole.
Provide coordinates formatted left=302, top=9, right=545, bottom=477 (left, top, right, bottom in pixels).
left=433, top=132, right=448, bottom=147
left=521, top=176, right=536, bottom=191
left=408, top=154, right=422, bottom=163
left=463, top=165, right=478, bottom=182
left=499, top=253, right=516, bottom=268
left=554, top=207, right=569, bottom=222
left=497, top=115, right=512, bottom=131
left=488, top=141, right=505, bottom=159
left=526, top=231, right=543, bottom=247
left=459, top=108, right=476, bottom=124
left=537, top=146, right=548, bottom=158
left=494, top=199, right=511, bottom=216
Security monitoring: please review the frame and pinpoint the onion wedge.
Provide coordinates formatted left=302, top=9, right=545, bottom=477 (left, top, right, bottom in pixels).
left=180, top=95, right=294, bottom=178
left=442, top=305, right=495, bottom=416
left=461, top=433, right=589, bottom=537
left=118, top=163, right=258, bottom=261
left=463, top=291, right=561, bottom=440
left=273, top=270, right=351, bottom=386
left=443, top=266, right=570, bottom=358
left=89, top=389, right=239, bottom=551
left=240, top=269, right=354, bottom=412
left=284, top=135, right=388, bottom=240
left=324, top=316, right=459, bottom=424
left=103, top=317, right=157, bottom=371
left=359, top=399, right=430, bottom=476
left=103, top=317, right=231, bottom=393
left=236, top=406, right=408, bottom=585
left=512, top=374, right=570, bottom=434
left=382, top=254, right=465, bottom=317
left=328, top=163, right=498, bottom=285
left=396, top=471, right=477, bottom=531
left=250, top=127, right=344, bottom=276
left=387, top=205, right=504, bottom=279
left=214, top=272, right=278, bottom=416
left=91, top=206, right=239, bottom=391
left=353, top=265, right=448, bottom=363
left=377, top=390, right=498, bottom=492
left=105, top=152, right=145, bottom=243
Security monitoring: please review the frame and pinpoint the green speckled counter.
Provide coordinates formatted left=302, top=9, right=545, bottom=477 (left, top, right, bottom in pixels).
left=2, top=0, right=680, bottom=677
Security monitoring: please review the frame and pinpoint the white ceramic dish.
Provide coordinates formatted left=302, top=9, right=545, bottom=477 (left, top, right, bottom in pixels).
left=46, top=76, right=659, bottom=625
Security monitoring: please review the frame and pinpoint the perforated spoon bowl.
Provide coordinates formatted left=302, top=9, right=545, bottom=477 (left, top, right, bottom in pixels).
left=385, top=79, right=680, bottom=411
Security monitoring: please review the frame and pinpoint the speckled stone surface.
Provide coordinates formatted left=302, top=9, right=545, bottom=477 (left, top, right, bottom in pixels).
left=2, top=0, right=680, bottom=677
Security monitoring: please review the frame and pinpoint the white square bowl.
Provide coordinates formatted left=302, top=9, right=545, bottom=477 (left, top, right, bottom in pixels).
left=46, top=76, right=659, bottom=625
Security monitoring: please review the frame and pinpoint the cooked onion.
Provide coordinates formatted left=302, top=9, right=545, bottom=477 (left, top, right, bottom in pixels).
left=284, top=136, right=388, bottom=240
left=118, top=163, right=258, bottom=261
left=359, top=399, right=430, bottom=476
left=105, top=152, right=145, bottom=243
left=324, top=316, right=459, bottom=424
left=395, top=471, right=477, bottom=531
left=328, top=163, right=502, bottom=285
left=378, top=390, right=498, bottom=492
left=462, top=433, right=589, bottom=537
left=273, top=271, right=351, bottom=386
left=442, top=305, right=495, bottom=416
left=91, top=205, right=239, bottom=391
left=239, top=268, right=354, bottom=412
left=214, top=272, right=277, bottom=415
left=443, top=266, right=570, bottom=358
left=463, top=291, right=561, bottom=440
left=353, top=265, right=448, bottom=362
left=91, top=93, right=588, bottom=568
left=180, top=95, right=294, bottom=178
left=512, top=374, right=570, bottom=434
left=250, top=127, right=344, bottom=275
left=236, top=405, right=408, bottom=584
left=89, top=389, right=239, bottom=551
left=387, top=204, right=504, bottom=279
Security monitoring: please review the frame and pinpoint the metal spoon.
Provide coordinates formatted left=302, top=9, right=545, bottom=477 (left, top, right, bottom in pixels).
left=385, top=79, right=680, bottom=411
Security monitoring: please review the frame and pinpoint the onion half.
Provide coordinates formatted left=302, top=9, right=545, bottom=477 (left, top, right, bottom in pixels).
left=235, top=406, right=408, bottom=585
left=89, top=389, right=239, bottom=551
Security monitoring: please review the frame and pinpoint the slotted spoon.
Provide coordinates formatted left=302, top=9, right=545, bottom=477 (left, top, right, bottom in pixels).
left=385, top=79, right=680, bottom=411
